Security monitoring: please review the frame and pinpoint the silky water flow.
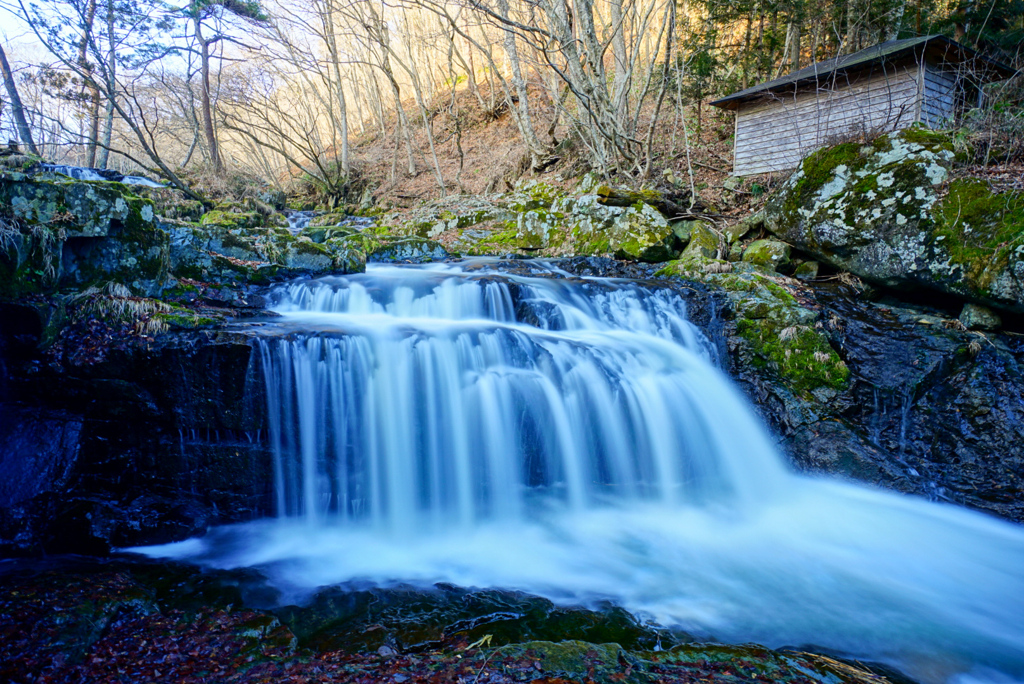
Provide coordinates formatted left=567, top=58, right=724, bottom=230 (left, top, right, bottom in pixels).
left=134, top=260, right=1024, bottom=684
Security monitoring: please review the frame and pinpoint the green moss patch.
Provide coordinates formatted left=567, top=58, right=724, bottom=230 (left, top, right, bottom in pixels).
left=658, top=262, right=848, bottom=395
left=933, top=179, right=1024, bottom=293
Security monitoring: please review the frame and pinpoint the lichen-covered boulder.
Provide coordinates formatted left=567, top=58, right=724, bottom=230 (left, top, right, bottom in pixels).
left=763, top=128, right=1024, bottom=314
left=390, top=195, right=514, bottom=240
left=381, top=179, right=692, bottom=261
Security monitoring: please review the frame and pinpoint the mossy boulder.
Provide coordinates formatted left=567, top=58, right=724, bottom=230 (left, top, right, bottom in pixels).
left=743, top=239, right=791, bottom=271
left=381, top=181, right=691, bottom=261
left=387, top=195, right=514, bottom=240
left=200, top=210, right=263, bottom=231
left=608, top=202, right=679, bottom=261
left=793, top=260, right=820, bottom=280
left=367, top=237, right=449, bottom=263
left=764, top=128, right=1024, bottom=313
left=0, top=176, right=169, bottom=297
left=670, top=222, right=722, bottom=271
left=168, top=221, right=365, bottom=284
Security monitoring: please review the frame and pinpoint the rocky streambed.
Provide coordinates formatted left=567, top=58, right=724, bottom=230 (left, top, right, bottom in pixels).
left=1, top=556, right=900, bottom=684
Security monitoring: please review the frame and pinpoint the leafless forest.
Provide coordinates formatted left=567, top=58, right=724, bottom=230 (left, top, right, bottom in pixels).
left=0, top=0, right=1019, bottom=200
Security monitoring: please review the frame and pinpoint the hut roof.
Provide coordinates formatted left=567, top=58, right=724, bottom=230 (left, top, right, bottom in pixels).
left=710, top=35, right=1017, bottom=111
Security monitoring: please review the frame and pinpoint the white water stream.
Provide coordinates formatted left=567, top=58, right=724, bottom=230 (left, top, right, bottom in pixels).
left=134, top=261, right=1024, bottom=684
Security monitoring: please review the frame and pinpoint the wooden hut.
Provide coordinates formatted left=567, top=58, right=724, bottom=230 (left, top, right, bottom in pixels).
left=710, top=36, right=1016, bottom=176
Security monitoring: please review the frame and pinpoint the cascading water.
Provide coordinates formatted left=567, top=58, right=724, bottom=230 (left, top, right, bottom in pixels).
left=285, top=210, right=316, bottom=234
left=134, top=260, right=1024, bottom=684
left=40, top=163, right=166, bottom=187
left=285, top=210, right=376, bottom=235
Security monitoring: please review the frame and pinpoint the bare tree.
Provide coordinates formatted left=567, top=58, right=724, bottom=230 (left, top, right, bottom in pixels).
left=0, top=43, right=38, bottom=153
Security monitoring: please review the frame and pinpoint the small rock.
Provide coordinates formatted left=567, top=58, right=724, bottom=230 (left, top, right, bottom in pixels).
left=725, top=212, right=763, bottom=243
left=723, top=176, right=742, bottom=191
left=742, top=239, right=791, bottom=271
left=794, top=261, right=820, bottom=281
left=959, top=303, right=1001, bottom=331
left=378, top=645, right=398, bottom=658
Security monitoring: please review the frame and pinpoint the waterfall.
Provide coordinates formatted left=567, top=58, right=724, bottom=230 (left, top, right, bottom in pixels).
left=134, top=261, right=1024, bottom=684
left=255, top=263, right=776, bottom=529
left=285, top=211, right=375, bottom=235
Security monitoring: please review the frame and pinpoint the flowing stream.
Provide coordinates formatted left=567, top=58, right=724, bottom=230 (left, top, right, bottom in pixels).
left=134, top=260, right=1024, bottom=684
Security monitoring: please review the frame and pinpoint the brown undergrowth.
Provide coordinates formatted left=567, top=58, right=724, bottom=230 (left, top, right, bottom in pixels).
left=339, top=82, right=782, bottom=220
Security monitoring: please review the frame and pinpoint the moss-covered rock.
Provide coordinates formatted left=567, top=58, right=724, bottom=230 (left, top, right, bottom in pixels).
left=379, top=180, right=691, bottom=261
left=764, top=128, right=1024, bottom=314
left=658, top=260, right=849, bottom=397
left=674, top=222, right=722, bottom=269
left=168, top=221, right=365, bottom=285
left=743, top=239, right=791, bottom=271
left=0, top=176, right=169, bottom=297
left=793, top=260, right=820, bottom=280
left=200, top=210, right=263, bottom=231
left=367, top=237, right=450, bottom=263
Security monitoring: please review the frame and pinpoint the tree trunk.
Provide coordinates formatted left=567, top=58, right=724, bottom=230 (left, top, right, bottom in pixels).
left=96, top=0, right=115, bottom=169
left=787, top=18, right=801, bottom=73
left=324, top=3, right=349, bottom=173
left=609, top=0, right=630, bottom=124
left=78, top=0, right=100, bottom=166
left=0, top=44, right=38, bottom=155
left=194, top=15, right=222, bottom=171
left=495, top=0, right=545, bottom=168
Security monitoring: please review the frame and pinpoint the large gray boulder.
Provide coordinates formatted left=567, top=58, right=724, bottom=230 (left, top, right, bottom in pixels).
left=763, top=128, right=1024, bottom=314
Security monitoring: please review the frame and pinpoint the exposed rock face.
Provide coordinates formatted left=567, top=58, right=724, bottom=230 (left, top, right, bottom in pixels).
left=730, top=283, right=1024, bottom=522
left=763, top=129, right=1024, bottom=314
left=0, top=175, right=169, bottom=297
left=652, top=245, right=1024, bottom=523
left=0, top=321, right=271, bottom=555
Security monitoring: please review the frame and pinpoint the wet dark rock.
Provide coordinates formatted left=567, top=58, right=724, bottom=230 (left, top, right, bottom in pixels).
left=0, top=323, right=273, bottom=555
left=727, top=282, right=1024, bottom=521
left=0, top=557, right=894, bottom=684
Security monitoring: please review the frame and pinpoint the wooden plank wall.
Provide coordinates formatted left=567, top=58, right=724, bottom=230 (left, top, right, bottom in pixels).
left=733, top=64, right=922, bottom=176
left=921, top=63, right=958, bottom=127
